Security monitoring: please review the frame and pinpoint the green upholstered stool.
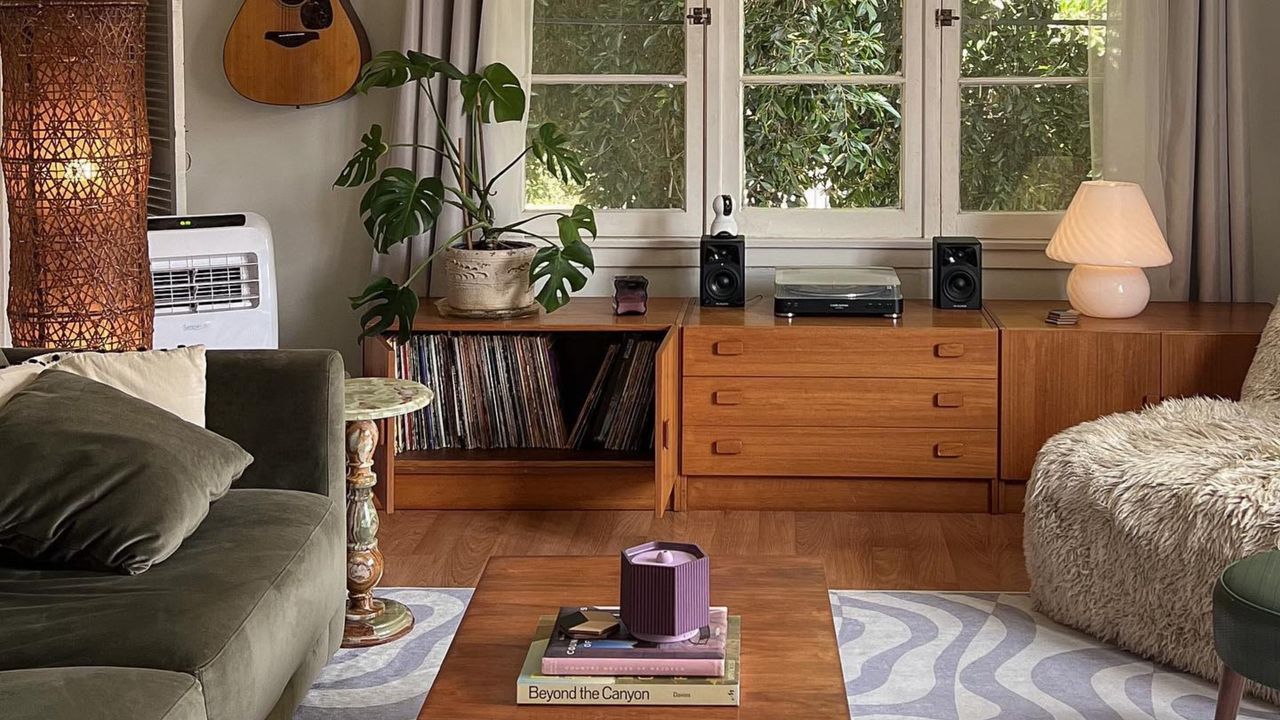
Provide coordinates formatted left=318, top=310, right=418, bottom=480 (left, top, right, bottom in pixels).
left=1214, top=550, right=1280, bottom=719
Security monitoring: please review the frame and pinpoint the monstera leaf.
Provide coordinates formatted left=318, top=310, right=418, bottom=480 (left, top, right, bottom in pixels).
left=357, top=50, right=463, bottom=93
left=350, top=277, right=419, bottom=343
left=460, top=63, right=525, bottom=123
left=335, top=124, right=388, bottom=187
left=530, top=123, right=586, bottom=185
left=359, top=168, right=444, bottom=252
left=530, top=205, right=597, bottom=313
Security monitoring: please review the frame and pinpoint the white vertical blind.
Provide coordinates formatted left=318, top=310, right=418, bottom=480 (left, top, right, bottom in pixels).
left=145, top=0, right=186, bottom=216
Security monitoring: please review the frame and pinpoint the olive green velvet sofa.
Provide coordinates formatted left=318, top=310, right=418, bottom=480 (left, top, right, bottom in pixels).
left=0, top=349, right=347, bottom=720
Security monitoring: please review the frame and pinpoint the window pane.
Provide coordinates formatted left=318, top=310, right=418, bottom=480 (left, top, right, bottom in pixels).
left=960, top=83, right=1090, bottom=211
left=532, top=0, right=685, bottom=75
left=962, top=0, right=1101, bottom=77
left=525, top=84, right=685, bottom=210
left=744, top=84, right=901, bottom=209
left=744, top=0, right=903, bottom=76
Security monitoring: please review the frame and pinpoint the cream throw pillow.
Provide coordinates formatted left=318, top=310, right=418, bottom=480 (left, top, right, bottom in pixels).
left=0, top=364, right=42, bottom=410
left=29, top=345, right=207, bottom=426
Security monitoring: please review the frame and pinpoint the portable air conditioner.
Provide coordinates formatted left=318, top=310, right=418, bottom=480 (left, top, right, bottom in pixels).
left=147, top=212, right=279, bottom=349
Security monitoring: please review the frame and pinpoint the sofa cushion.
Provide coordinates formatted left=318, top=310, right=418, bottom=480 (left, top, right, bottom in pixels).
left=0, top=667, right=206, bottom=720
left=0, top=489, right=344, bottom=720
left=0, top=371, right=253, bottom=574
left=25, top=345, right=207, bottom=426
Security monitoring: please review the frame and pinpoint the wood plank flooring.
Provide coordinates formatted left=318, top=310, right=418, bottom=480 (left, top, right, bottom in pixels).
left=378, top=510, right=1029, bottom=591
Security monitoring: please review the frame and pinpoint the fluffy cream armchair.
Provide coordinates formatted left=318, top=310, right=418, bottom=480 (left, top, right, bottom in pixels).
left=1024, top=302, right=1280, bottom=703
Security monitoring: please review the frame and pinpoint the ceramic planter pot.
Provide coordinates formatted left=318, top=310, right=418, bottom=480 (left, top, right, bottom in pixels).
left=443, top=241, right=537, bottom=311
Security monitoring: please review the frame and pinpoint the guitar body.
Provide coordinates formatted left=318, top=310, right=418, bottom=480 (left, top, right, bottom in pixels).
left=224, top=0, right=370, bottom=106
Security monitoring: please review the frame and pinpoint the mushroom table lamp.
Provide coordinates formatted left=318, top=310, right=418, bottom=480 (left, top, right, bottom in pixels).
left=1046, top=181, right=1172, bottom=319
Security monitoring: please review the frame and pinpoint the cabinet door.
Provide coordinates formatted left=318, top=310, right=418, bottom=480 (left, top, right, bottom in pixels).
left=1001, top=331, right=1160, bottom=480
left=1161, top=333, right=1260, bottom=400
left=654, top=327, right=681, bottom=516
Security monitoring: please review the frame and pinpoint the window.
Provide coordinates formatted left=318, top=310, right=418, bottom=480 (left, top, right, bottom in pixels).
left=523, top=0, right=704, bottom=237
left=520, top=0, right=1097, bottom=243
left=942, top=0, right=1097, bottom=238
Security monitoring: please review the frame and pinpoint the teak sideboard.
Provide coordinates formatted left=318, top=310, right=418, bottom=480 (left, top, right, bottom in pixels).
left=362, top=297, right=1271, bottom=514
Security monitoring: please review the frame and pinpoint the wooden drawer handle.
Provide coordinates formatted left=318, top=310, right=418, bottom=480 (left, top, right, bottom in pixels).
left=713, top=340, right=744, bottom=356
left=713, top=440, right=744, bottom=455
left=713, top=390, right=743, bottom=405
left=934, top=392, right=964, bottom=408
left=934, top=442, right=965, bottom=458
left=662, top=420, right=670, bottom=450
left=935, top=343, right=966, bottom=358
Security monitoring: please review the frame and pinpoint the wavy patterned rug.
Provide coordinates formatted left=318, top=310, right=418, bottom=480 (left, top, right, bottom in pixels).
left=835, top=591, right=1280, bottom=720
left=295, top=588, right=1280, bottom=719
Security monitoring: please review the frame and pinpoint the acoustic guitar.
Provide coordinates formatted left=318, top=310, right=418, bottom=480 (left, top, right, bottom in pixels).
left=223, top=0, right=370, bottom=107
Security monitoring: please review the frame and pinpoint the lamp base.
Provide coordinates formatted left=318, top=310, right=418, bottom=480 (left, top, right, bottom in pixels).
left=1066, top=265, right=1151, bottom=318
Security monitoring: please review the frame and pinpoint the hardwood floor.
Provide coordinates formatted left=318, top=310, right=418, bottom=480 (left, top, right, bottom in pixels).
left=378, top=510, right=1029, bottom=591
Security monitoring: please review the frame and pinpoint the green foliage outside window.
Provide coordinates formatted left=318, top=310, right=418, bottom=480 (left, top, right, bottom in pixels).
left=527, top=0, right=1099, bottom=215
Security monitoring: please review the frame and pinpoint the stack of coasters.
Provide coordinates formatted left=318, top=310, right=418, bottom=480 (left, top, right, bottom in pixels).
left=1045, top=308, right=1080, bottom=326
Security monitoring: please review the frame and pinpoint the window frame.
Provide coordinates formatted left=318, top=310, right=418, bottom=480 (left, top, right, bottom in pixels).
left=513, top=0, right=1092, bottom=245
left=706, top=0, right=926, bottom=240
left=939, top=5, right=1091, bottom=239
left=515, top=0, right=706, bottom=239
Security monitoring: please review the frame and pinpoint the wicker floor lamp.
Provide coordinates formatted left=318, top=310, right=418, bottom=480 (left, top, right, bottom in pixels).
left=0, top=0, right=153, bottom=350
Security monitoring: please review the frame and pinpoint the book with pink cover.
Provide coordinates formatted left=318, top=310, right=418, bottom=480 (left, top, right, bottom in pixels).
left=540, top=606, right=727, bottom=677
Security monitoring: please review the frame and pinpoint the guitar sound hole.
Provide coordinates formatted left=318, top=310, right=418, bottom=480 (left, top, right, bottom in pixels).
left=300, top=0, right=334, bottom=30
left=276, top=0, right=305, bottom=6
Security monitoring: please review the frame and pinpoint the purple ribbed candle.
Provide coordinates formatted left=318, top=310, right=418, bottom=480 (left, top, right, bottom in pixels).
left=619, top=541, right=710, bottom=643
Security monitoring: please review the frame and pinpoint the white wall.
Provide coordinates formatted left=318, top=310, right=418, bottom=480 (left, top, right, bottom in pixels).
left=182, top=0, right=404, bottom=369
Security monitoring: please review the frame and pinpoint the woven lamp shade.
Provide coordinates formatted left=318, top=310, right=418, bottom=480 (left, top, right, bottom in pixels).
left=0, top=0, right=153, bottom=350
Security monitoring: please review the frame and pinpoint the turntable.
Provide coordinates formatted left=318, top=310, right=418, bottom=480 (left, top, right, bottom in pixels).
left=774, top=267, right=904, bottom=318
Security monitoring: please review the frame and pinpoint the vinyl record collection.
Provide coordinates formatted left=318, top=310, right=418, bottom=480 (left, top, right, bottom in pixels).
left=567, top=337, right=658, bottom=451
left=394, top=334, right=565, bottom=451
left=394, top=333, right=658, bottom=453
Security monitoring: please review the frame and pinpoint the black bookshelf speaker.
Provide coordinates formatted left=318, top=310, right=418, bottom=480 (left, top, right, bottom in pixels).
left=700, top=236, right=745, bottom=307
left=933, top=237, right=982, bottom=310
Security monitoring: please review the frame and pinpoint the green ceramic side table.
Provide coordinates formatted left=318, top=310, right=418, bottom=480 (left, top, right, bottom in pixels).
left=342, top=377, right=432, bottom=648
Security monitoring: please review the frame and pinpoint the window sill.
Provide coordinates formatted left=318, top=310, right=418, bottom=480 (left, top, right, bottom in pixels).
left=588, top=236, right=1051, bottom=251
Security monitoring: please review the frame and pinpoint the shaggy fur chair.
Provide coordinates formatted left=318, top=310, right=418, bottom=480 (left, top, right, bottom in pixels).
left=1025, top=303, right=1280, bottom=703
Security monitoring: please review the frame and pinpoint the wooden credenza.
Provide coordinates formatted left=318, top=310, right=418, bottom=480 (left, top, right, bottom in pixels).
left=985, top=300, right=1272, bottom=512
left=363, top=298, right=1271, bottom=514
left=678, top=300, right=1000, bottom=512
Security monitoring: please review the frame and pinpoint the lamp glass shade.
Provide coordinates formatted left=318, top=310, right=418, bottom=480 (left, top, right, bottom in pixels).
left=1046, top=181, right=1172, bottom=268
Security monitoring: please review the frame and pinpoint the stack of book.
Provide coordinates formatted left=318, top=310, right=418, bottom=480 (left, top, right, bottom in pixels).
left=393, top=333, right=566, bottom=451
left=516, top=606, right=741, bottom=707
left=567, top=337, right=659, bottom=452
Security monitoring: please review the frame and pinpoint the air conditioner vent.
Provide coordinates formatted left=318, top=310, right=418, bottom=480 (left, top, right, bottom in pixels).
left=151, top=253, right=260, bottom=315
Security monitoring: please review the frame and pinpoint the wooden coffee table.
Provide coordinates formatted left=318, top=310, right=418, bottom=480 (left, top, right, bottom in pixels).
left=418, top=555, right=847, bottom=719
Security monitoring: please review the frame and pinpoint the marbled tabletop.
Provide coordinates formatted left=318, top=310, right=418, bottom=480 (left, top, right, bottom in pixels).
left=343, top=378, right=433, bottom=422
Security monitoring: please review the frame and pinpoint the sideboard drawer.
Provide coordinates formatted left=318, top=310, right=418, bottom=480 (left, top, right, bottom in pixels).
left=683, top=327, right=997, bottom=378
left=683, top=377, right=997, bottom=428
left=682, top=426, right=997, bottom=478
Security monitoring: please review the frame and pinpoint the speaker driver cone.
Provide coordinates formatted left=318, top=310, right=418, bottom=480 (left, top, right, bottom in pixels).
left=944, top=270, right=976, bottom=303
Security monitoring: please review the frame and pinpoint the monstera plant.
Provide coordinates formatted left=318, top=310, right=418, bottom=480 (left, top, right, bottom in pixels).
left=336, top=51, right=596, bottom=342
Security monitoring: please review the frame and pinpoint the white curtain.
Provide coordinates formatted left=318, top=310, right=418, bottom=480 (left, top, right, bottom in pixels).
left=375, top=0, right=530, bottom=295
left=1091, top=0, right=1251, bottom=301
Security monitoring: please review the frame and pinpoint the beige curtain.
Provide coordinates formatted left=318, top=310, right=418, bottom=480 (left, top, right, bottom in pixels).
left=1091, top=0, right=1251, bottom=301
left=375, top=0, right=529, bottom=296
